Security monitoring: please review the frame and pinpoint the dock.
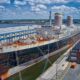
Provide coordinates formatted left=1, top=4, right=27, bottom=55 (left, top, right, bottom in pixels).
left=36, top=40, right=80, bottom=80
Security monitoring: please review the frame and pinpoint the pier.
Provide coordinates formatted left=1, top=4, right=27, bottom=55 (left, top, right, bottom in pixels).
left=36, top=40, right=80, bottom=80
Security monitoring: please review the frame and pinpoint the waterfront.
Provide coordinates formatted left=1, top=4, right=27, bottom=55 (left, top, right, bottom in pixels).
left=8, top=48, right=68, bottom=80
left=0, top=22, right=80, bottom=80
left=0, top=19, right=80, bottom=28
left=63, top=41, right=80, bottom=80
left=0, top=0, right=80, bottom=80
left=63, top=64, right=80, bottom=80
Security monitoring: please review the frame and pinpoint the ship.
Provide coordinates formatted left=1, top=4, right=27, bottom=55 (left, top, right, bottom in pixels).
left=0, top=12, right=80, bottom=79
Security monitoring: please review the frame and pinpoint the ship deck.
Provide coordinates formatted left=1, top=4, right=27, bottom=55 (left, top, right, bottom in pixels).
left=0, top=38, right=58, bottom=53
left=0, top=25, right=79, bottom=53
left=0, top=25, right=40, bottom=34
left=0, top=31, right=79, bottom=53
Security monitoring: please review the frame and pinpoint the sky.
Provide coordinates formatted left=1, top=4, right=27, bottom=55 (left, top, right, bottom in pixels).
left=0, top=0, right=80, bottom=20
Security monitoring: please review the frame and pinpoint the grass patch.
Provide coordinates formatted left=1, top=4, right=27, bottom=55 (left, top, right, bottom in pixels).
left=7, top=48, right=68, bottom=80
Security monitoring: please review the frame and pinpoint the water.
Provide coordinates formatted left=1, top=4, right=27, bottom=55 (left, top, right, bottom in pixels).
left=0, top=19, right=80, bottom=28
left=0, top=23, right=33, bottom=28
left=0, top=23, right=80, bottom=28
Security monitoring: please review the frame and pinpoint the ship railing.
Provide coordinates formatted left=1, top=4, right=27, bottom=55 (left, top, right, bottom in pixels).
left=9, top=46, right=67, bottom=76
left=8, top=45, right=69, bottom=77
left=20, top=56, right=43, bottom=67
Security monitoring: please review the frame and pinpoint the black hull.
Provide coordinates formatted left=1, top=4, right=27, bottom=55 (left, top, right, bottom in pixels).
left=0, top=32, right=80, bottom=67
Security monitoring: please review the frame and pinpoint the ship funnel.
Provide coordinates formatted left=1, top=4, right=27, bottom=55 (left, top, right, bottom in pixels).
left=54, top=13, right=63, bottom=27
left=67, top=16, right=73, bottom=27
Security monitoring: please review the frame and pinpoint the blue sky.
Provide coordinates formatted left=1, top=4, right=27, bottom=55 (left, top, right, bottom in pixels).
left=0, top=0, right=80, bottom=20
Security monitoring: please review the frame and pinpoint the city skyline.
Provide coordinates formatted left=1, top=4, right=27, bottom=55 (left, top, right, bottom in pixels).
left=0, top=0, right=80, bottom=20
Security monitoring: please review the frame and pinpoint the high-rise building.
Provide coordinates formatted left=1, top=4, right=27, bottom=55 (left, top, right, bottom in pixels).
left=67, top=16, right=73, bottom=26
left=54, top=13, right=63, bottom=27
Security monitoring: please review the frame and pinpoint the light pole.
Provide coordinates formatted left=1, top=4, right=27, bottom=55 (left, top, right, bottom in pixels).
left=56, top=62, right=58, bottom=80
left=55, top=54, right=60, bottom=80
left=15, top=51, right=22, bottom=80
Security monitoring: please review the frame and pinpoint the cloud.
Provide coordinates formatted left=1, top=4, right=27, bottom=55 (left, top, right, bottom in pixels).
left=51, top=5, right=78, bottom=12
left=14, top=0, right=27, bottom=5
left=27, top=0, right=51, bottom=4
left=0, top=0, right=80, bottom=19
left=27, top=0, right=80, bottom=5
left=51, top=0, right=69, bottom=3
left=51, top=5, right=80, bottom=19
left=0, top=5, right=5, bottom=14
left=76, top=0, right=80, bottom=2
left=31, top=4, right=47, bottom=12
left=0, top=5, right=5, bottom=9
left=0, top=0, right=26, bottom=5
left=31, top=6, right=41, bottom=12
left=0, top=0, right=8, bottom=3
left=27, top=0, right=69, bottom=4
left=36, top=4, right=47, bottom=10
left=0, top=0, right=80, bottom=5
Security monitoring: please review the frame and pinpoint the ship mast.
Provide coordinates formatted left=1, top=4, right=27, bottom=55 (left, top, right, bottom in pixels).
left=49, top=10, right=52, bottom=26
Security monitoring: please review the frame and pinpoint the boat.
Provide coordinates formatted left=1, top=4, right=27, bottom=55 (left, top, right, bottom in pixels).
left=0, top=13, right=80, bottom=79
